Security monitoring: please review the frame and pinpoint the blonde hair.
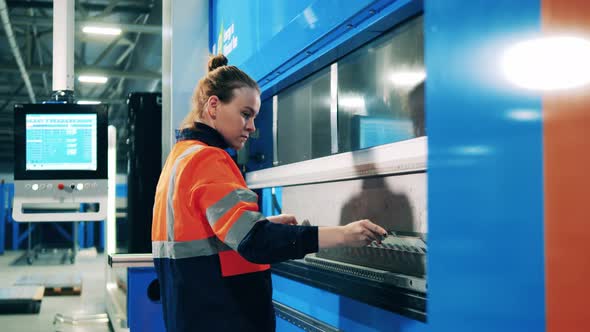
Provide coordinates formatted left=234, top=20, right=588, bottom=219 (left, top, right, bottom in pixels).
left=180, top=54, right=260, bottom=129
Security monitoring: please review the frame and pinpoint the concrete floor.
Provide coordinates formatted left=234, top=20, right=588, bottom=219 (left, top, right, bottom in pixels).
left=0, top=250, right=111, bottom=332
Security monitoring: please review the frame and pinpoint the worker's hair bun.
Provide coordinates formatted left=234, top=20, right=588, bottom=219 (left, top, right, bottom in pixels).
left=208, top=54, right=229, bottom=72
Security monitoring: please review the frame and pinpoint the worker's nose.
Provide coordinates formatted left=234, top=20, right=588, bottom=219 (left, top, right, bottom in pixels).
left=246, top=118, right=255, bottom=132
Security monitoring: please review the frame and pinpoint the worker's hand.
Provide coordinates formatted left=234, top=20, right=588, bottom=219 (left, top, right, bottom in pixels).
left=341, top=219, right=387, bottom=247
left=267, top=214, right=298, bottom=225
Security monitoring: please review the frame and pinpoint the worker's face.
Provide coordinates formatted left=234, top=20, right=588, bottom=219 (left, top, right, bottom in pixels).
left=214, top=87, right=260, bottom=150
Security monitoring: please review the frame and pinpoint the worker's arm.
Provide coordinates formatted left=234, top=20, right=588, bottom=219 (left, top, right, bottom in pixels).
left=237, top=221, right=318, bottom=264
left=237, top=219, right=386, bottom=264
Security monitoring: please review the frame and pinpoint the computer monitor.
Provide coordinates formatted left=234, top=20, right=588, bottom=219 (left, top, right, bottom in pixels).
left=352, top=115, right=414, bottom=150
left=14, top=104, right=107, bottom=180
left=12, top=103, right=109, bottom=222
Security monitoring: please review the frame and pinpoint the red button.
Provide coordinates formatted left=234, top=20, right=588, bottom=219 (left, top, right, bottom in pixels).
left=57, top=183, right=65, bottom=190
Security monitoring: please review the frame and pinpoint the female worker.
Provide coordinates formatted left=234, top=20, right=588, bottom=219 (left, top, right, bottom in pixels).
left=152, top=54, right=387, bottom=332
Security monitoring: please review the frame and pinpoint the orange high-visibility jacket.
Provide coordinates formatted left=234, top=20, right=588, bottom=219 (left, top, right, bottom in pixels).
left=152, top=124, right=319, bottom=331
left=151, top=139, right=270, bottom=276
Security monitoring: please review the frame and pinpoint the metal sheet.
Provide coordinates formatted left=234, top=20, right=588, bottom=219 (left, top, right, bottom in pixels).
left=283, top=172, right=426, bottom=277
left=282, top=172, right=426, bottom=233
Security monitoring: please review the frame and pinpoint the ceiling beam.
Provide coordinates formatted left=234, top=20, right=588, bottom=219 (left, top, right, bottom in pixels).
left=6, top=1, right=152, bottom=14
left=0, top=94, right=125, bottom=105
left=9, top=15, right=161, bottom=34
left=0, top=65, right=161, bottom=80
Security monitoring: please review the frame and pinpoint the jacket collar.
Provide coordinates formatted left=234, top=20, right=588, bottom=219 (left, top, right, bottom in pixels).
left=175, top=122, right=229, bottom=149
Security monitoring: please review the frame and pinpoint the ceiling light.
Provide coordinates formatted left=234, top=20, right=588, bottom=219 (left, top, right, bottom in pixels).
left=339, top=96, right=365, bottom=109
left=501, top=36, right=590, bottom=91
left=77, top=100, right=101, bottom=105
left=389, top=70, right=426, bottom=87
left=78, top=75, right=108, bottom=84
left=82, top=26, right=122, bottom=36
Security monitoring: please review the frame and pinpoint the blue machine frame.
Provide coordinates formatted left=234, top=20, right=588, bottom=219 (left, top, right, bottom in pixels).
left=210, top=0, right=552, bottom=331
left=212, top=0, right=428, bottom=330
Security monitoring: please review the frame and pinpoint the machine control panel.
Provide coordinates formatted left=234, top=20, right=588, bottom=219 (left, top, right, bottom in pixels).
left=12, top=179, right=108, bottom=222
left=25, top=181, right=99, bottom=192
left=12, top=103, right=109, bottom=222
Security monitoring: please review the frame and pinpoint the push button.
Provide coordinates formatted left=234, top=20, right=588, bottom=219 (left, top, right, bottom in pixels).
left=57, top=183, right=65, bottom=190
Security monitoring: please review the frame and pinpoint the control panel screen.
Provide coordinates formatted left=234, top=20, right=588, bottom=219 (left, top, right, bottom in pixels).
left=358, top=117, right=414, bottom=149
left=25, top=114, right=97, bottom=171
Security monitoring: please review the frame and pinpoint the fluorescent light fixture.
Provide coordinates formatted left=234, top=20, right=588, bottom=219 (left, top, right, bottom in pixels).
left=501, top=36, right=590, bottom=91
left=339, top=96, right=365, bottom=109
left=390, top=70, right=426, bottom=87
left=82, top=26, right=122, bottom=36
left=77, top=100, right=101, bottom=105
left=78, top=75, right=108, bottom=84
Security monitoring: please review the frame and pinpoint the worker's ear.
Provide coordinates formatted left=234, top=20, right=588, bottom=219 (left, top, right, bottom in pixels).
left=206, top=95, right=219, bottom=119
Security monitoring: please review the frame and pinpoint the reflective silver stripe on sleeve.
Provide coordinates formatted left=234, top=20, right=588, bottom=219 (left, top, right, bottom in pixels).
left=206, top=188, right=258, bottom=227
left=152, top=236, right=231, bottom=259
left=223, top=210, right=266, bottom=250
left=166, top=145, right=203, bottom=241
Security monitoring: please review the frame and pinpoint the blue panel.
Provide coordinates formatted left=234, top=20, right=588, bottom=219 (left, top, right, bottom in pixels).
left=127, top=267, right=166, bottom=332
left=261, top=188, right=271, bottom=217
left=261, top=188, right=272, bottom=217
left=273, top=187, right=282, bottom=215
left=98, top=221, right=104, bottom=251
left=246, top=98, right=274, bottom=172
left=276, top=316, right=304, bottom=332
left=78, top=221, right=85, bottom=248
left=210, top=0, right=371, bottom=79
left=0, top=183, right=5, bottom=255
left=115, top=183, right=127, bottom=197
left=86, top=221, right=94, bottom=248
left=6, top=184, right=19, bottom=250
left=261, top=187, right=282, bottom=217
left=425, top=1, right=545, bottom=331
left=211, top=0, right=372, bottom=78
left=272, top=274, right=427, bottom=331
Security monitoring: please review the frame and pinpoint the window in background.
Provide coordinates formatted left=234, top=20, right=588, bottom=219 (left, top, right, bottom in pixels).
left=338, top=16, right=424, bottom=153
left=276, top=67, right=331, bottom=166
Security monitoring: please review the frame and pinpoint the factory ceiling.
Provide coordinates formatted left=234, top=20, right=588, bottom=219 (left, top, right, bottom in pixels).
left=0, top=0, right=162, bottom=176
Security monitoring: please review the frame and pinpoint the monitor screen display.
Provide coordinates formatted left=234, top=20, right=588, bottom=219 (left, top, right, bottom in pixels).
left=25, top=113, right=98, bottom=171
left=358, top=117, right=414, bottom=149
